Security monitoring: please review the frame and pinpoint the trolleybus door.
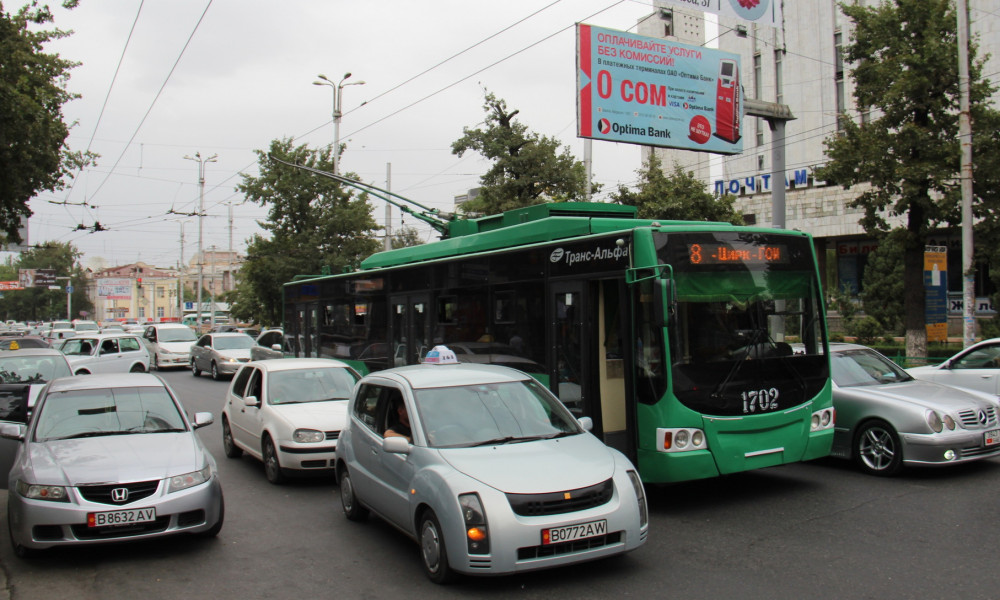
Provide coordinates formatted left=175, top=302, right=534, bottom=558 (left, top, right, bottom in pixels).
left=549, top=282, right=590, bottom=423
left=390, top=294, right=430, bottom=367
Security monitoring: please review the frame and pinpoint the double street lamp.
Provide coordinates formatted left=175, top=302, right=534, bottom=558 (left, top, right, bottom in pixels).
left=183, top=151, right=217, bottom=329
left=313, top=72, right=365, bottom=174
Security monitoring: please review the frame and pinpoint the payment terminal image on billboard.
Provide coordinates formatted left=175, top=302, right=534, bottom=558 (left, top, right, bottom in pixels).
left=714, top=58, right=741, bottom=143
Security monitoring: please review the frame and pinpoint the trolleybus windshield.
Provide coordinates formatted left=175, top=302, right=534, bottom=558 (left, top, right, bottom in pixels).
left=655, top=232, right=828, bottom=417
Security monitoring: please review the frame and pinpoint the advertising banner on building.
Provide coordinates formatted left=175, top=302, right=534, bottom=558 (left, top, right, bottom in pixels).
left=97, top=278, right=132, bottom=300
left=924, top=246, right=948, bottom=343
left=657, top=0, right=782, bottom=28
left=577, top=24, right=743, bottom=155
left=0, top=281, right=21, bottom=291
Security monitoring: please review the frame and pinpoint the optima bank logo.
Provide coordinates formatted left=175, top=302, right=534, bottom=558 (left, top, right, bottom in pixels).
left=598, top=118, right=611, bottom=134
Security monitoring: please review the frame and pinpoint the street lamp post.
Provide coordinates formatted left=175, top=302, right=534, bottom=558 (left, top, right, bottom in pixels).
left=183, top=152, right=217, bottom=331
left=313, top=72, right=365, bottom=174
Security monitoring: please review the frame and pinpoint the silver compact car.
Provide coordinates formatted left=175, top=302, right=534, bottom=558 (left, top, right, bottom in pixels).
left=2, top=373, right=224, bottom=557
left=828, top=343, right=1000, bottom=475
left=335, top=348, right=648, bottom=583
left=191, top=332, right=255, bottom=380
left=222, top=358, right=360, bottom=483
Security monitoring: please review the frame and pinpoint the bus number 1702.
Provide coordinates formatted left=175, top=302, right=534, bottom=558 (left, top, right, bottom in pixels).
left=741, top=388, right=779, bottom=414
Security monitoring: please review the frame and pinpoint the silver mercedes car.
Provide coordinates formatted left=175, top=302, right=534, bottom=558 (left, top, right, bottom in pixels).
left=335, top=347, right=648, bottom=583
left=828, top=343, right=1000, bottom=476
left=2, top=373, right=224, bottom=557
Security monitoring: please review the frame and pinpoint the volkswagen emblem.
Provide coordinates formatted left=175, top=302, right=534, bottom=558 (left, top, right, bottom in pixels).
left=979, top=410, right=988, bottom=426
left=111, top=487, right=129, bottom=503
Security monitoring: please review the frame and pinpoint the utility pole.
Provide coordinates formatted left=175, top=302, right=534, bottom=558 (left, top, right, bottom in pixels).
left=183, top=152, right=217, bottom=331
left=957, top=0, right=975, bottom=347
left=179, top=222, right=186, bottom=321
left=385, top=163, right=392, bottom=251
left=314, top=73, right=366, bottom=175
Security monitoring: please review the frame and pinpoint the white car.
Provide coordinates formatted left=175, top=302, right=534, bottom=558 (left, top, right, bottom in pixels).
left=907, top=338, right=1000, bottom=397
left=59, top=333, right=150, bottom=375
left=221, top=358, right=360, bottom=484
left=142, top=324, right=198, bottom=370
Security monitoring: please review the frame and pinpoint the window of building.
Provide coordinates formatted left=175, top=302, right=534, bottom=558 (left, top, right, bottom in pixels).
left=660, top=8, right=673, bottom=37
left=834, top=31, right=846, bottom=131
left=753, top=53, right=762, bottom=99
left=157, top=307, right=165, bottom=318
left=774, top=49, right=784, bottom=104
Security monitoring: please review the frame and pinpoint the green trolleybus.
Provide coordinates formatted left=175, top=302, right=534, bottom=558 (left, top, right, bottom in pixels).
left=280, top=202, right=833, bottom=482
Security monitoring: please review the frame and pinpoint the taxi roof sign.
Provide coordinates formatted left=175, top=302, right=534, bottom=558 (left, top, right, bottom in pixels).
left=424, top=345, right=459, bottom=365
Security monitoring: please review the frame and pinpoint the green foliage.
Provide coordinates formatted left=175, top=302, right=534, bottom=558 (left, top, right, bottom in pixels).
left=451, top=91, right=594, bottom=215
left=0, top=1, right=96, bottom=243
left=858, top=230, right=905, bottom=335
left=391, top=226, right=424, bottom=249
left=231, top=139, right=381, bottom=326
left=611, top=152, right=743, bottom=224
left=846, top=315, right=883, bottom=346
left=815, top=0, right=1000, bottom=355
left=0, top=241, right=90, bottom=321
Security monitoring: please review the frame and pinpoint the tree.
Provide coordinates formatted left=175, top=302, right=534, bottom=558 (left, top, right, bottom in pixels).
left=611, top=152, right=744, bottom=224
left=451, top=91, right=594, bottom=215
left=391, top=226, right=424, bottom=249
left=815, top=0, right=999, bottom=357
left=858, top=229, right=905, bottom=335
left=231, top=138, right=381, bottom=326
left=0, top=241, right=90, bottom=321
left=0, top=1, right=95, bottom=243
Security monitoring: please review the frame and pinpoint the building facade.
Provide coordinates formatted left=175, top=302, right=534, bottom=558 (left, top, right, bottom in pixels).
left=637, top=1, right=999, bottom=325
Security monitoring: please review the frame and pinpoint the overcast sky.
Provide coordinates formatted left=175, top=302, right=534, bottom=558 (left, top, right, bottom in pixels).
left=23, top=0, right=657, bottom=270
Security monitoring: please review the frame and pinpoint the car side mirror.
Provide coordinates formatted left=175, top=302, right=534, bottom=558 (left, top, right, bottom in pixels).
left=243, top=395, right=261, bottom=408
left=0, top=422, right=26, bottom=441
left=577, top=416, right=594, bottom=431
left=383, top=436, right=411, bottom=454
left=192, top=412, right=214, bottom=429
left=271, top=344, right=282, bottom=351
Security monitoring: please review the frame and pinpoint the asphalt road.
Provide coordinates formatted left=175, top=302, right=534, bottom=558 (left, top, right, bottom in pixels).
left=2, top=368, right=1000, bottom=599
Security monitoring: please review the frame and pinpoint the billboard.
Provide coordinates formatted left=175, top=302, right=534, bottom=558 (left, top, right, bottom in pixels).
left=924, top=247, right=948, bottom=343
left=18, top=269, right=55, bottom=288
left=577, top=24, right=743, bottom=155
left=97, top=278, right=132, bottom=300
left=658, top=0, right=782, bottom=28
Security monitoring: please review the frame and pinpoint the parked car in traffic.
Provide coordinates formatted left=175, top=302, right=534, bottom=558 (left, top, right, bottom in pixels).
left=250, top=328, right=287, bottom=362
left=221, top=358, right=360, bottom=483
left=190, top=332, right=255, bottom=380
left=1, top=373, right=224, bottom=557
left=59, top=333, right=150, bottom=375
left=142, top=323, right=198, bottom=370
left=907, top=338, right=1000, bottom=396
left=0, top=336, right=49, bottom=350
left=335, top=346, right=648, bottom=583
left=828, top=343, right=1000, bottom=475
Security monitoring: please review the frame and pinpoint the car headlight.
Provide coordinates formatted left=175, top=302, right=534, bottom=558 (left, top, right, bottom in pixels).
left=167, top=465, right=212, bottom=493
left=926, top=410, right=943, bottom=433
left=294, top=429, right=325, bottom=443
left=626, top=470, right=648, bottom=527
left=16, top=480, right=69, bottom=502
left=943, top=414, right=956, bottom=430
left=459, top=493, right=489, bottom=555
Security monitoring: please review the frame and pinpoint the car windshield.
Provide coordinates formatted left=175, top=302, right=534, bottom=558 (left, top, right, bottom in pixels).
left=268, top=367, right=359, bottom=404
left=413, top=379, right=582, bottom=448
left=0, top=355, right=72, bottom=383
left=832, top=349, right=913, bottom=387
left=214, top=336, right=255, bottom=350
left=159, top=328, right=197, bottom=342
left=33, top=386, right=187, bottom=441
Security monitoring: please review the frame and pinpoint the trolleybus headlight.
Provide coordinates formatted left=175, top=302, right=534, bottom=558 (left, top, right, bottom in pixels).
left=810, top=408, right=835, bottom=431
left=943, top=415, right=956, bottom=430
left=626, top=470, right=648, bottom=527
left=691, top=430, right=705, bottom=447
left=675, top=430, right=690, bottom=448
left=926, top=410, right=943, bottom=433
left=459, top=493, right=489, bottom=555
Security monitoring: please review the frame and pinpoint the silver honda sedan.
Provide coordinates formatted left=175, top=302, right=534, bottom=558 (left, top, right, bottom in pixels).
left=828, top=343, right=1000, bottom=475
left=335, top=353, right=648, bottom=583
left=2, top=373, right=224, bottom=557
